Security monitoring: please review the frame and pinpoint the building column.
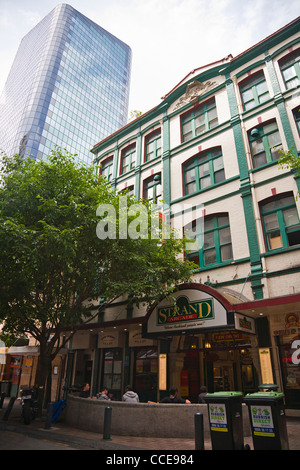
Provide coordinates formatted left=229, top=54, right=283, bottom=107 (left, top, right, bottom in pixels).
left=226, top=78, right=264, bottom=299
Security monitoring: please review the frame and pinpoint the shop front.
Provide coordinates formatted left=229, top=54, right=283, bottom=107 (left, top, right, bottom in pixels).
left=228, top=292, right=300, bottom=411
left=67, top=285, right=299, bottom=408
left=273, top=312, right=300, bottom=409
left=143, top=283, right=258, bottom=402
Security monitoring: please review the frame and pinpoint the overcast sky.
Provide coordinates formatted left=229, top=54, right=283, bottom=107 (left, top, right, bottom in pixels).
left=0, top=0, right=299, bottom=115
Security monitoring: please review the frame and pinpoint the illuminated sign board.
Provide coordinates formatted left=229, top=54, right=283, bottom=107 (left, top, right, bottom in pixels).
left=145, top=289, right=230, bottom=336
left=157, top=298, right=213, bottom=325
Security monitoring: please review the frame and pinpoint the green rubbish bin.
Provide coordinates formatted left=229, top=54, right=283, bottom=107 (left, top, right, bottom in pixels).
left=243, top=392, right=289, bottom=450
left=204, top=392, right=244, bottom=450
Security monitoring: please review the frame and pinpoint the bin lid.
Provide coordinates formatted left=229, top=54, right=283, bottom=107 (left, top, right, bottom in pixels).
left=205, top=391, right=243, bottom=397
left=258, top=383, right=279, bottom=391
left=244, top=392, right=284, bottom=398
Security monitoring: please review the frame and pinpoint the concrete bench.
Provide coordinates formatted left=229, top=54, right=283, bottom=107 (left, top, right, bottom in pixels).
left=64, top=395, right=251, bottom=438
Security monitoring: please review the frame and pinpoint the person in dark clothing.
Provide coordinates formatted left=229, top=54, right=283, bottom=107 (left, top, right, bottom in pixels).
left=159, top=386, right=191, bottom=404
left=79, top=383, right=90, bottom=398
left=198, top=385, right=208, bottom=403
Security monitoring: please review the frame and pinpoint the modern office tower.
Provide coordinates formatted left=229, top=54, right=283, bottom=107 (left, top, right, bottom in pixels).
left=0, top=3, right=131, bottom=165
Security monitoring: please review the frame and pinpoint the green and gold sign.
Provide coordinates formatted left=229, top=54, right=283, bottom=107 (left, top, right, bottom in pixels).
left=157, top=296, right=213, bottom=325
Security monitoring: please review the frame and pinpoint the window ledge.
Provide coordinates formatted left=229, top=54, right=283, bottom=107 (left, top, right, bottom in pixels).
left=261, top=244, right=300, bottom=257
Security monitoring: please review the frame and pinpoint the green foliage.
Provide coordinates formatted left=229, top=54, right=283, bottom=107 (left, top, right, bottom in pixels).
left=278, top=147, right=300, bottom=177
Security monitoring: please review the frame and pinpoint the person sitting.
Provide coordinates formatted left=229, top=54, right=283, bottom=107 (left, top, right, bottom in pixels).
left=79, top=383, right=90, bottom=398
left=198, top=385, right=208, bottom=403
left=159, top=386, right=191, bottom=404
left=148, top=386, right=191, bottom=404
left=96, top=386, right=110, bottom=400
left=122, top=385, right=139, bottom=403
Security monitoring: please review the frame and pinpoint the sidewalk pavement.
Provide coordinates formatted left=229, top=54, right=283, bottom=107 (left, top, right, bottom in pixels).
left=0, top=398, right=299, bottom=451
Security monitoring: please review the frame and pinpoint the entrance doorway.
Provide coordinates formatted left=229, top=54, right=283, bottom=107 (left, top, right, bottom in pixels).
left=182, top=351, right=200, bottom=402
left=213, top=361, right=235, bottom=391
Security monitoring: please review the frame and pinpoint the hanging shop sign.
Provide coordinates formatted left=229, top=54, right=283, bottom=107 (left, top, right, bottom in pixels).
left=129, top=329, right=156, bottom=347
left=98, top=330, right=120, bottom=348
left=234, top=313, right=255, bottom=334
left=144, top=287, right=234, bottom=337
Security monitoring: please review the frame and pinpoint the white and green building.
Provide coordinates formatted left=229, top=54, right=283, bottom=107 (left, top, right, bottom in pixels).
left=69, top=17, right=300, bottom=409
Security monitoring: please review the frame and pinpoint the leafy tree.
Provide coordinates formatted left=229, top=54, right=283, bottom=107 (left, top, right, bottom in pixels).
left=0, top=148, right=194, bottom=403
left=278, top=147, right=300, bottom=177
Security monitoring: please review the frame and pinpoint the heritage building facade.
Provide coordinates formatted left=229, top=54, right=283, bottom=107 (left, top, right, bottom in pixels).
left=87, top=17, right=300, bottom=409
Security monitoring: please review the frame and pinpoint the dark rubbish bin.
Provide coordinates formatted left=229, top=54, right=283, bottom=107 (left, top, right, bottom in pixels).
left=243, top=391, right=289, bottom=450
left=204, top=392, right=244, bottom=450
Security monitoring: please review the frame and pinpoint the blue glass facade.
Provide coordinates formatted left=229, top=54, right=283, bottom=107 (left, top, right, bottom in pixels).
left=0, top=4, right=131, bottom=165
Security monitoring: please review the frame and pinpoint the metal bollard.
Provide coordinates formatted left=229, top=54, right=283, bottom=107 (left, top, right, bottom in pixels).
left=44, top=402, right=54, bottom=429
left=194, top=412, right=205, bottom=450
left=0, top=392, right=6, bottom=409
left=2, top=396, right=16, bottom=421
left=103, top=406, right=112, bottom=440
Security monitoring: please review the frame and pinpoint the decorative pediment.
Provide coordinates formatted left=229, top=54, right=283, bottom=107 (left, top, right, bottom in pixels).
left=173, top=80, right=216, bottom=110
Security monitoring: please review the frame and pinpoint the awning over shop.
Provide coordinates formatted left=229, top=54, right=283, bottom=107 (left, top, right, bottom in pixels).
left=233, top=293, right=300, bottom=317
left=143, top=283, right=256, bottom=338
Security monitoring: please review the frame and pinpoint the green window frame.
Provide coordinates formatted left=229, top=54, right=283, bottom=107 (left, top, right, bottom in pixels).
left=185, top=214, right=233, bottom=268
left=121, top=144, right=136, bottom=175
left=293, top=107, right=300, bottom=136
left=143, top=174, right=162, bottom=203
left=261, top=194, right=300, bottom=251
left=183, top=147, right=225, bottom=195
left=279, top=49, right=300, bottom=90
left=101, top=157, right=113, bottom=181
left=181, top=98, right=218, bottom=142
left=239, top=71, right=270, bottom=111
left=145, top=129, right=161, bottom=162
left=249, top=121, right=282, bottom=169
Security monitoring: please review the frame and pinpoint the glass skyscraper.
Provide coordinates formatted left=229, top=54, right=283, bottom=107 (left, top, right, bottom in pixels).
left=0, top=3, right=131, bottom=165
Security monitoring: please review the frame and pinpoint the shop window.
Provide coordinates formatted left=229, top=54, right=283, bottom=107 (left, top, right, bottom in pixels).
left=279, top=48, right=300, bottom=90
left=181, top=98, right=218, bottom=143
left=239, top=71, right=270, bottom=111
left=260, top=193, right=300, bottom=251
left=102, top=349, right=122, bottom=397
left=185, top=213, right=233, bottom=268
left=183, top=147, right=225, bottom=195
left=276, top=333, right=300, bottom=409
left=248, top=121, right=282, bottom=168
left=121, top=143, right=136, bottom=175
left=134, top=347, right=157, bottom=402
left=145, top=129, right=161, bottom=162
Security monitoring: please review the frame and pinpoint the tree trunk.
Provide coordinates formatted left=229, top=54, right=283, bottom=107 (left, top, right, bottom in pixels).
left=35, top=341, right=52, bottom=415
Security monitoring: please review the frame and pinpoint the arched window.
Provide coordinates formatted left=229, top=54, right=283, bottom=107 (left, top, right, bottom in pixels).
left=279, top=48, right=300, bottom=90
left=260, top=193, right=300, bottom=251
left=248, top=120, right=282, bottom=168
left=100, top=157, right=113, bottom=181
left=183, top=147, right=225, bottom=195
left=239, top=71, right=270, bottom=111
left=185, top=213, right=233, bottom=268
left=181, top=98, right=218, bottom=143
left=145, top=129, right=161, bottom=162
left=121, top=143, right=136, bottom=175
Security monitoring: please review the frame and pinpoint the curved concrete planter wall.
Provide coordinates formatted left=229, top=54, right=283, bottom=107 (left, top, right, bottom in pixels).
left=64, top=395, right=251, bottom=438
